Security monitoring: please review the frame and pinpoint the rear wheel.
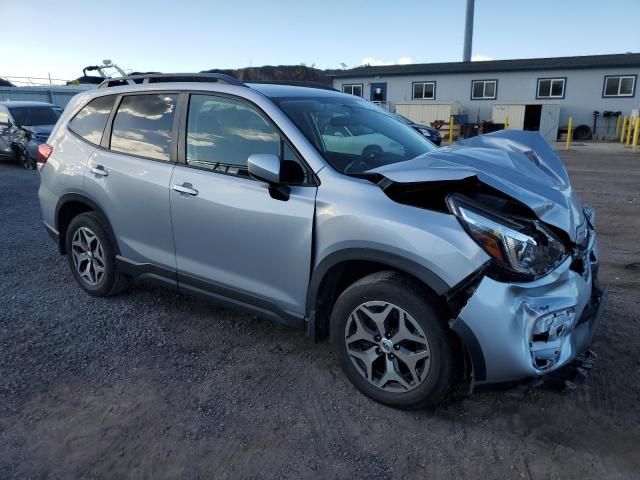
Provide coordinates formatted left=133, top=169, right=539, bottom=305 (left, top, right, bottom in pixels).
left=65, top=212, right=130, bottom=296
left=331, top=271, right=455, bottom=409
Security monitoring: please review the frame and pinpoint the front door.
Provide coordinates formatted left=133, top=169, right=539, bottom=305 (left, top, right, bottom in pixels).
left=370, top=83, right=387, bottom=103
left=170, top=94, right=316, bottom=318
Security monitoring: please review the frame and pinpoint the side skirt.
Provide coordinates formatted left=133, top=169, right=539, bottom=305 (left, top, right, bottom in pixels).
left=115, top=256, right=304, bottom=330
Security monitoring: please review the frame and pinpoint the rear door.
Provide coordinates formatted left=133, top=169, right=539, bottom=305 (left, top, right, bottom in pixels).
left=83, top=92, right=178, bottom=270
left=170, top=93, right=317, bottom=318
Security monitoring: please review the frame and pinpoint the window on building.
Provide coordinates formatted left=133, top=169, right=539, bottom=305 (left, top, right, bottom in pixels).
left=603, top=75, right=636, bottom=97
left=110, top=94, right=177, bottom=161
left=413, top=82, right=436, bottom=100
left=69, top=95, right=116, bottom=145
left=342, top=84, right=363, bottom=97
left=537, top=78, right=565, bottom=99
left=186, top=94, right=280, bottom=175
left=471, top=80, right=497, bottom=100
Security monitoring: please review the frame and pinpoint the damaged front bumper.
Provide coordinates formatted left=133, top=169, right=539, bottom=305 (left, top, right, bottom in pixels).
left=451, top=229, right=606, bottom=385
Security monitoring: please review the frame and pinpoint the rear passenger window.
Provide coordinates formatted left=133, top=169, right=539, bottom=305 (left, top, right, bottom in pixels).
left=68, top=95, right=116, bottom=145
left=186, top=94, right=279, bottom=173
left=110, top=94, right=177, bottom=161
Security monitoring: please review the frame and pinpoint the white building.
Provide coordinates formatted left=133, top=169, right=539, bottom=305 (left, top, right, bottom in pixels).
left=328, top=53, right=640, bottom=141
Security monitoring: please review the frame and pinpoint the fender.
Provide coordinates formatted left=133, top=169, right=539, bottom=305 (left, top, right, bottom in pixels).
left=305, top=248, right=451, bottom=338
left=54, top=192, right=120, bottom=255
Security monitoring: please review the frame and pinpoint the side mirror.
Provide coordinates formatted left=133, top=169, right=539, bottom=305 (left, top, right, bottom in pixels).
left=248, top=153, right=281, bottom=184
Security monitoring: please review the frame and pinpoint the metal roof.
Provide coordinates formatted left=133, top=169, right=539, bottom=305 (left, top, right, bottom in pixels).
left=326, top=53, right=640, bottom=78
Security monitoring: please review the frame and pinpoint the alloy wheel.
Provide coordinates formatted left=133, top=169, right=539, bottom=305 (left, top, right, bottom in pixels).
left=71, top=227, right=106, bottom=286
left=344, top=301, right=431, bottom=393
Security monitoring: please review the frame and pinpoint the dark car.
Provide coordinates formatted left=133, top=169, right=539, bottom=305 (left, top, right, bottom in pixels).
left=390, top=112, right=441, bottom=146
left=0, top=101, right=63, bottom=169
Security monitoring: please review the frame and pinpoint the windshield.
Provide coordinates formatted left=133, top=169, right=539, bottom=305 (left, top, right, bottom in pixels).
left=9, top=106, right=63, bottom=126
left=272, top=95, right=437, bottom=174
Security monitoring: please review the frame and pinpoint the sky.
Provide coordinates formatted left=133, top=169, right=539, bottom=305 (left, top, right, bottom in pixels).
left=1, top=0, right=639, bottom=83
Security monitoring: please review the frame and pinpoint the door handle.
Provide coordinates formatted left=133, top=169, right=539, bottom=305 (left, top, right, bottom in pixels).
left=172, top=183, right=198, bottom=196
left=91, top=165, right=108, bottom=177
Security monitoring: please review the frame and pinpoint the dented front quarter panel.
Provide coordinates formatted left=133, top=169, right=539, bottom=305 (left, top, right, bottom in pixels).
left=314, top=168, right=490, bottom=289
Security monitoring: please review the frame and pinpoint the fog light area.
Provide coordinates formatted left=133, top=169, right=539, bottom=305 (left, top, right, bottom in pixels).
left=530, top=307, right=576, bottom=370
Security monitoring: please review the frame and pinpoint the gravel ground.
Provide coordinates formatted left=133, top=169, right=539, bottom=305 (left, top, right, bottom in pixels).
left=1, top=144, right=639, bottom=479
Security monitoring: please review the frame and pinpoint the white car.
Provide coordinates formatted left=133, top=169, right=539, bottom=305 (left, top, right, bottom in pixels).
left=322, top=124, right=405, bottom=157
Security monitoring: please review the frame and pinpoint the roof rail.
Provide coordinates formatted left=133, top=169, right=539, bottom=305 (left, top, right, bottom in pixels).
left=248, top=80, right=338, bottom=91
left=97, top=73, right=246, bottom=88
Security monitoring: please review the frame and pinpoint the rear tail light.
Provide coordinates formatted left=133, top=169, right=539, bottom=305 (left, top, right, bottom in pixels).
left=36, top=144, right=53, bottom=167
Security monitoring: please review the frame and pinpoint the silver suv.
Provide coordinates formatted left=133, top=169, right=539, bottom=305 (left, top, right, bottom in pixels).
left=38, top=74, right=605, bottom=408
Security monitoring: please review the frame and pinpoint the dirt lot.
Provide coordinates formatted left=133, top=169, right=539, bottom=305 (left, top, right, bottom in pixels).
left=1, top=143, right=639, bottom=479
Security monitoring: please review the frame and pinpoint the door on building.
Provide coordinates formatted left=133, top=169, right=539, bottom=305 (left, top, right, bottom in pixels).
left=523, top=105, right=542, bottom=131
left=369, top=83, right=387, bottom=103
left=539, top=104, right=560, bottom=142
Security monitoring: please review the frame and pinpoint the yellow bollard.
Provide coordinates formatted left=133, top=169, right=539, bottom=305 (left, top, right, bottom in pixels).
left=505, top=116, right=509, bottom=129
left=449, top=115, right=454, bottom=145
left=633, top=117, right=640, bottom=153
left=621, top=116, right=627, bottom=144
left=626, top=117, right=634, bottom=146
left=615, top=115, right=621, bottom=139
left=566, top=117, right=573, bottom=150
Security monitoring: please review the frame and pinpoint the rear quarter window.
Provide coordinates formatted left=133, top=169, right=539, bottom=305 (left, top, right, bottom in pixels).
left=69, top=95, right=116, bottom=145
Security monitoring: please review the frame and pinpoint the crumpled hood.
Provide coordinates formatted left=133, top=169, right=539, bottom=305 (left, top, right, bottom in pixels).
left=371, top=130, right=585, bottom=242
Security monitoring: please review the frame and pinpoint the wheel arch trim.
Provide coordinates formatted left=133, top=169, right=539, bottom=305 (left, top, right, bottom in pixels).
left=54, top=193, right=119, bottom=255
left=305, top=248, right=451, bottom=338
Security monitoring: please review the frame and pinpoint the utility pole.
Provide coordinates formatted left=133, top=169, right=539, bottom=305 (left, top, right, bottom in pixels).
left=463, top=0, right=475, bottom=62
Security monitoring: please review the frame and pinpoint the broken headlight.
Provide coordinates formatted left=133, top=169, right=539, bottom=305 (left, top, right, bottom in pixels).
left=447, top=194, right=567, bottom=279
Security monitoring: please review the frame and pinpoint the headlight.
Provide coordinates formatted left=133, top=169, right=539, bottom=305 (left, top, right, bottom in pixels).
left=447, top=194, right=567, bottom=279
left=417, top=128, right=432, bottom=137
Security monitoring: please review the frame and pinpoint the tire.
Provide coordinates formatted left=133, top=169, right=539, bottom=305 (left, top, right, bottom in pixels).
left=331, top=271, right=455, bottom=409
left=65, top=212, right=131, bottom=297
left=20, top=148, right=35, bottom=170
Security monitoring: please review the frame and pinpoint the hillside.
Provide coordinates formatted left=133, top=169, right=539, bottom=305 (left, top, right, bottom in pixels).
left=201, top=65, right=332, bottom=86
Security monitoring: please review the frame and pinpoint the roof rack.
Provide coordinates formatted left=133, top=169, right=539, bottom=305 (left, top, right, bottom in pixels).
left=98, top=73, right=246, bottom=88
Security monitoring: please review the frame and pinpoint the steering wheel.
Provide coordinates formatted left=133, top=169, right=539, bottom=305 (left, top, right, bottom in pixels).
left=344, top=145, right=383, bottom=174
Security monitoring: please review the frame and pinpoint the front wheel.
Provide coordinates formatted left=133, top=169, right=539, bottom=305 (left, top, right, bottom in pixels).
left=331, top=271, right=455, bottom=409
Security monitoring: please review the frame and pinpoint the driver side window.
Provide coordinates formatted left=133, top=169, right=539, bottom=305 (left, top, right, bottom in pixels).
left=186, top=94, right=309, bottom=184
left=187, top=94, right=280, bottom=176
